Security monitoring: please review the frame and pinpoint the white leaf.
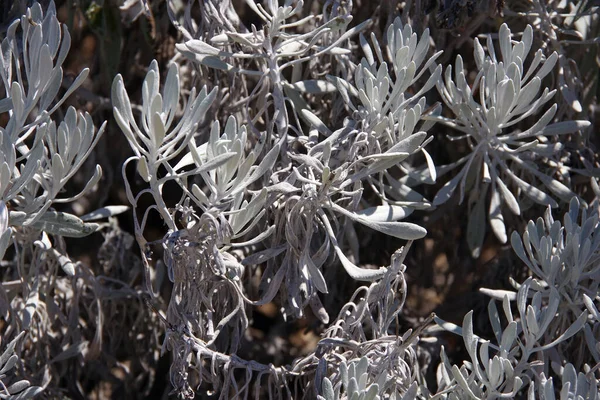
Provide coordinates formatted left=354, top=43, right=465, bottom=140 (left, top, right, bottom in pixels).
left=332, top=203, right=426, bottom=240
left=467, top=191, right=487, bottom=258
left=489, top=188, right=507, bottom=243
left=80, top=205, right=130, bottom=221
left=354, top=205, right=413, bottom=222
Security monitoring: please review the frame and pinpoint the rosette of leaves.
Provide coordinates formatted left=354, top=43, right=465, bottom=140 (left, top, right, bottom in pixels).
left=431, top=23, right=591, bottom=257
left=309, top=17, right=442, bottom=209
left=112, top=59, right=217, bottom=232
left=0, top=1, right=104, bottom=236
left=506, top=196, right=600, bottom=370
left=434, top=198, right=600, bottom=398
left=0, top=1, right=89, bottom=138
left=504, top=0, right=598, bottom=117
left=169, top=115, right=280, bottom=273
left=174, top=115, right=279, bottom=219
left=435, top=282, right=589, bottom=399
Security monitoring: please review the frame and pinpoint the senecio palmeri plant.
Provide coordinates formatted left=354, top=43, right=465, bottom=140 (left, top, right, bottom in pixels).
left=0, top=2, right=160, bottom=398
left=435, top=196, right=600, bottom=399
left=111, top=0, right=435, bottom=395
left=430, top=22, right=592, bottom=257
left=0, top=2, right=105, bottom=398
left=119, top=0, right=597, bottom=398
left=0, top=0, right=598, bottom=399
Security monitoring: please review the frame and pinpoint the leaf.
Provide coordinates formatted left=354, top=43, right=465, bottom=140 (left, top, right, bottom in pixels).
left=319, top=211, right=387, bottom=281
left=467, top=191, right=486, bottom=258
left=354, top=205, right=413, bottom=222
left=462, top=311, right=477, bottom=364
left=363, top=384, right=378, bottom=400
left=452, top=365, right=481, bottom=400
left=496, top=79, right=515, bottom=120
left=80, top=205, right=130, bottom=221
left=473, top=38, right=485, bottom=70
left=534, top=51, right=558, bottom=81
left=433, top=165, right=468, bottom=206
left=264, top=182, right=300, bottom=194
left=534, top=311, right=588, bottom=352
left=10, top=210, right=100, bottom=237
left=0, top=201, right=10, bottom=260
left=498, top=23, right=512, bottom=63
left=538, top=120, right=590, bottom=136
left=332, top=203, right=426, bottom=240
left=196, top=152, right=238, bottom=174
left=489, top=187, right=507, bottom=243
left=422, top=148, right=437, bottom=183
left=230, top=140, right=281, bottom=196
left=301, top=109, right=332, bottom=136
left=538, top=175, right=576, bottom=203
left=180, top=39, right=221, bottom=56
left=51, top=248, right=75, bottom=276
left=7, top=380, right=30, bottom=394
left=388, top=131, right=427, bottom=154
left=321, top=378, right=334, bottom=400
left=230, top=189, right=267, bottom=234
left=511, top=230, right=535, bottom=270
left=137, top=155, right=151, bottom=182
left=480, top=288, right=517, bottom=301
left=303, top=251, right=328, bottom=293
left=495, top=176, right=520, bottom=215
left=0, top=331, right=25, bottom=369
left=241, top=246, right=286, bottom=266
left=583, top=294, right=600, bottom=321
left=12, top=386, right=44, bottom=400
left=348, top=152, right=410, bottom=183
left=0, top=97, right=12, bottom=113
left=499, top=321, right=517, bottom=354
left=486, top=300, right=503, bottom=343
left=253, top=260, right=288, bottom=306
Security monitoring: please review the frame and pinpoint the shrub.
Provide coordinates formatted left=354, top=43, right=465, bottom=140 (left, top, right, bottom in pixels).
left=1, top=0, right=598, bottom=398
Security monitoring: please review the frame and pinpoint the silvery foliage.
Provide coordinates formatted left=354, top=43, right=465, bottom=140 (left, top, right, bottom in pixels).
left=318, top=357, right=383, bottom=400
left=170, top=3, right=435, bottom=309
left=175, top=0, right=362, bottom=140
left=112, top=60, right=279, bottom=397
left=112, top=2, right=442, bottom=395
left=430, top=22, right=591, bottom=257
left=0, top=1, right=122, bottom=396
left=511, top=0, right=595, bottom=118
left=315, top=244, right=425, bottom=400
left=0, top=0, right=102, bottom=317
left=0, top=1, right=105, bottom=235
left=0, top=1, right=106, bottom=265
left=0, top=332, right=42, bottom=400
left=320, top=17, right=442, bottom=208
left=434, top=197, right=600, bottom=398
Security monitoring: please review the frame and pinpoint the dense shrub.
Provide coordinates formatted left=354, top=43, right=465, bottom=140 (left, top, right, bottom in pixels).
left=0, top=0, right=598, bottom=398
